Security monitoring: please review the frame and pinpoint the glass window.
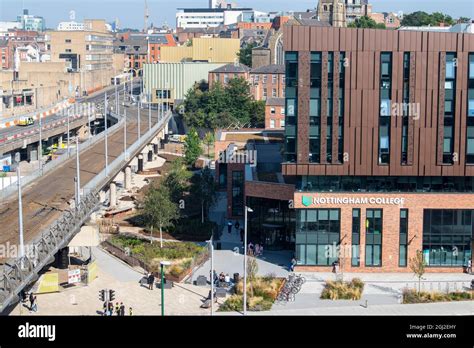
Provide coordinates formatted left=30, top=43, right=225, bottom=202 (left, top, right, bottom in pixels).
left=366, top=209, right=383, bottom=266
left=423, top=209, right=473, bottom=267
left=296, top=209, right=340, bottom=266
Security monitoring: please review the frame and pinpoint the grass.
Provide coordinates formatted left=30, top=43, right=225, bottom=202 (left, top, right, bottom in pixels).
left=218, top=276, right=284, bottom=312
left=109, top=235, right=206, bottom=278
left=320, top=278, right=365, bottom=300
left=402, top=289, right=473, bottom=304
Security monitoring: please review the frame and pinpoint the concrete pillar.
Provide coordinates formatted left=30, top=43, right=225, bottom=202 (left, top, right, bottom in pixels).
left=109, top=182, right=117, bottom=209
left=124, top=166, right=132, bottom=190
left=137, top=155, right=144, bottom=173
left=58, top=135, right=63, bottom=148
left=27, top=144, right=38, bottom=162
left=99, top=190, right=106, bottom=203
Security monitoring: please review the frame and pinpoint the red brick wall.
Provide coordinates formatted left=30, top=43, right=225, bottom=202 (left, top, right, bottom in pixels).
left=250, top=72, right=285, bottom=101
left=209, top=71, right=249, bottom=89
left=265, top=104, right=285, bottom=129
left=294, top=192, right=473, bottom=273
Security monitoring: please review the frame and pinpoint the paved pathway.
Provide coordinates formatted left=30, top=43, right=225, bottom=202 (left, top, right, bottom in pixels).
left=11, top=247, right=214, bottom=316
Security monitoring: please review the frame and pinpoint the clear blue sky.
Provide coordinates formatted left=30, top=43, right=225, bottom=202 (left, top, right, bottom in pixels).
left=0, top=0, right=472, bottom=29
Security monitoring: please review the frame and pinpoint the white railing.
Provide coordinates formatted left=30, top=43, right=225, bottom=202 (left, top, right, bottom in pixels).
left=0, top=112, right=124, bottom=202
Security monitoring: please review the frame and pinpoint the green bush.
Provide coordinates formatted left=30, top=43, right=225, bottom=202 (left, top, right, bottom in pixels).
left=109, top=235, right=205, bottom=264
left=217, top=295, right=273, bottom=312
left=402, top=289, right=473, bottom=304
left=320, top=279, right=364, bottom=300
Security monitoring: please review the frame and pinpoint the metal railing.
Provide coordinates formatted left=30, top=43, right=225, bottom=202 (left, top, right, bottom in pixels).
left=0, top=112, right=124, bottom=202
left=0, top=109, right=172, bottom=313
left=0, top=191, right=100, bottom=312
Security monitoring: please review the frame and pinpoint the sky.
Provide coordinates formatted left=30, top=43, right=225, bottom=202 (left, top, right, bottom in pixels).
left=0, top=0, right=473, bottom=29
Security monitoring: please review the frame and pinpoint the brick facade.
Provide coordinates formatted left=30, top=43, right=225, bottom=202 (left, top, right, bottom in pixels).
left=294, top=192, right=473, bottom=273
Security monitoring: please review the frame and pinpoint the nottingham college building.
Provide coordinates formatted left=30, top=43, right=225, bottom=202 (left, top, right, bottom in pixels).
left=216, top=25, right=474, bottom=273
left=284, top=25, right=474, bottom=273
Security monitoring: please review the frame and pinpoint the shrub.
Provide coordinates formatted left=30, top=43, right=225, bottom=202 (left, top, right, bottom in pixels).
left=402, top=288, right=473, bottom=303
left=320, top=279, right=364, bottom=300
left=220, top=276, right=283, bottom=311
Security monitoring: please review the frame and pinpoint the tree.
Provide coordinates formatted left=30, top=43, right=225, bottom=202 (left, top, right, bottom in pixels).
left=401, top=11, right=455, bottom=27
left=164, top=158, right=192, bottom=202
left=348, top=16, right=386, bottom=29
left=203, top=132, right=215, bottom=158
left=183, top=78, right=264, bottom=130
left=237, top=42, right=257, bottom=67
left=143, top=184, right=179, bottom=248
left=409, top=250, right=426, bottom=293
left=184, top=128, right=203, bottom=167
left=246, top=251, right=259, bottom=299
left=190, top=167, right=217, bottom=222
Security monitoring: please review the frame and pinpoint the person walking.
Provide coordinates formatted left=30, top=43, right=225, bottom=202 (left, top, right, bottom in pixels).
left=467, top=259, right=472, bottom=274
left=290, top=257, right=297, bottom=272
left=129, top=307, right=133, bottom=316
left=120, top=302, right=125, bottom=316
left=234, top=221, right=240, bottom=233
left=30, top=295, right=37, bottom=313
left=28, top=292, right=35, bottom=312
left=240, top=228, right=244, bottom=243
left=227, top=221, right=233, bottom=234
left=108, top=302, right=113, bottom=316
left=148, top=272, right=155, bottom=290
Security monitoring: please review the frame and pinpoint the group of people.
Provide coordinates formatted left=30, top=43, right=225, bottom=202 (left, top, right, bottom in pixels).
left=247, top=242, right=263, bottom=257
left=228, top=221, right=246, bottom=243
left=20, top=291, right=38, bottom=313
left=102, top=301, right=132, bottom=316
left=212, top=270, right=232, bottom=287
left=144, top=272, right=155, bottom=290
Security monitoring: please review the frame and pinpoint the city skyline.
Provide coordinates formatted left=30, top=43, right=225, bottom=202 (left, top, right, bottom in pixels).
left=0, top=0, right=472, bottom=30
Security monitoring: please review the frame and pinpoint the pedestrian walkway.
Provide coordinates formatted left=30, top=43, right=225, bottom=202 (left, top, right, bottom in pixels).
left=190, top=250, right=289, bottom=285
left=11, top=247, right=212, bottom=316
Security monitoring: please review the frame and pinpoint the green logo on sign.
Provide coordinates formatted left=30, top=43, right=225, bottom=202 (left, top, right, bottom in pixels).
left=302, top=196, right=312, bottom=207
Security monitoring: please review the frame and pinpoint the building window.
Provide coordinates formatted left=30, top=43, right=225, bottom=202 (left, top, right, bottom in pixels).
left=224, top=74, right=229, bottom=84
left=272, top=74, right=277, bottom=84
left=399, top=209, right=408, bottom=267
left=296, top=209, right=340, bottom=266
left=280, top=119, right=285, bottom=128
left=401, top=52, right=410, bottom=164
left=270, top=107, right=276, bottom=114
left=272, top=88, right=277, bottom=97
left=270, top=119, right=275, bottom=129
left=285, top=52, right=298, bottom=162
left=65, top=39, right=71, bottom=43
left=365, top=209, right=383, bottom=266
left=443, top=53, right=456, bottom=164
left=352, top=208, right=360, bottom=267
left=231, top=171, right=244, bottom=217
left=379, top=52, right=392, bottom=165
left=422, top=210, right=473, bottom=267
left=309, top=136, right=320, bottom=163
left=262, top=74, right=267, bottom=84
left=467, top=54, right=474, bottom=164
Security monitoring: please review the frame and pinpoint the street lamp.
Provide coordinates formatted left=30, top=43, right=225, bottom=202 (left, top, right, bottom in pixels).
left=243, top=206, right=253, bottom=316
left=160, top=260, right=171, bottom=316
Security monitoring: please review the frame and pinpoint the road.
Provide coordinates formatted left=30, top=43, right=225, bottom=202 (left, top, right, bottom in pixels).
left=0, top=79, right=141, bottom=151
left=0, top=98, right=164, bottom=265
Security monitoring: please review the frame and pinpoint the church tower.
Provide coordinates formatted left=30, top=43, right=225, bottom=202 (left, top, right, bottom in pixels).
left=316, top=0, right=347, bottom=27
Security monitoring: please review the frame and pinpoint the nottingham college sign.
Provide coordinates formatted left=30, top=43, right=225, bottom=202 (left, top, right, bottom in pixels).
left=301, top=195, right=405, bottom=207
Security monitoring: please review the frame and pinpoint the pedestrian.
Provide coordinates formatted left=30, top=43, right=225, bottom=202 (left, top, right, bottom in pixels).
left=247, top=242, right=254, bottom=254
left=115, top=302, right=120, bottom=316
left=240, top=228, right=244, bottom=242
left=120, top=302, right=125, bottom=316
left=467, top=259, right=472, bottom=274
left=234, top=221, right=240, bottom=233
left=148, top=272, right=155, bottom=290
left=290, top=257, right=297, bottom=272
left=102, top=301, right=107, bottom=316
left=29, top=292, right=34, bottom=311
left=129, top=307, right=133, bottom=316
left=108, top=302, right=113, bottom=316
left=30, top=295, right=37, bottom=313
left=227, top=220, right=233, bottom=234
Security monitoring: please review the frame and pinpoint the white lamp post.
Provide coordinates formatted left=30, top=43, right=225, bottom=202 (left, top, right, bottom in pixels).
left=243, top=206, right=253, bottom=315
